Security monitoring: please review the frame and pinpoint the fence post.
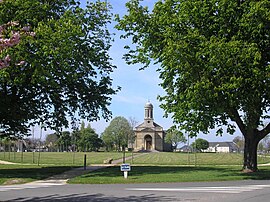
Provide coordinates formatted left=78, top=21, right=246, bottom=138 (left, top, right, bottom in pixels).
left=84, top=154, right=87, bottom=170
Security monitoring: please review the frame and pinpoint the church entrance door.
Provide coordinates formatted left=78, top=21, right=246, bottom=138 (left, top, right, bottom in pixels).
left=145, top=135, right=152, bottom=150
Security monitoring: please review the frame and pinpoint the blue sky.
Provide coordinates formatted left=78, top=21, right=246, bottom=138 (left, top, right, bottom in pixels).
left=84, top=0, right=240, bottom=142
left=76, top=0, right=173, bottom=135
left=89, top=0, right=172, bottom=133
left=39, top=0, right=240, bottom=143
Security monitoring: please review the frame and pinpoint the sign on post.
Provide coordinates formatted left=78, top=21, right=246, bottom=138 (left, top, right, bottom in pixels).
left=120, top=164, right=131, bottom=179
left=121, top=164, right=131, bottom=171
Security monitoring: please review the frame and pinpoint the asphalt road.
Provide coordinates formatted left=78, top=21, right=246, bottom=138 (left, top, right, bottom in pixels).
left=1, top=180, right=270, bottom=202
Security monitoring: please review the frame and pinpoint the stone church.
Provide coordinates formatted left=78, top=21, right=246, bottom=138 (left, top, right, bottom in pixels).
left=133, top=102, right=172, bottom=152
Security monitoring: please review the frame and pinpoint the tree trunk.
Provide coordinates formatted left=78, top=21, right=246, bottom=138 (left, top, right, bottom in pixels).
left=243, top=135, right=259, bottom=172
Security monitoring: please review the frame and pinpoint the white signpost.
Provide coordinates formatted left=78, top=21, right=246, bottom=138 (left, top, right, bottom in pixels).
left=120, top=164, right=131, bottom=179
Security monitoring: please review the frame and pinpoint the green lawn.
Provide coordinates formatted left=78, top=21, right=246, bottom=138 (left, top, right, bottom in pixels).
left=1, top=152, right=270, bottom=185
left=126, top=152, right=270, bottom=165
left=0, top=164, right=72, bottom=185
left=68, top=165, right=270, bottom=184
left=68, top=152, right=270, bottom=184
left=0, top=151, right=131, bottom=166
left=0, top=151, right=132, bottom=185
left=1, top=151, right=269, bottom=166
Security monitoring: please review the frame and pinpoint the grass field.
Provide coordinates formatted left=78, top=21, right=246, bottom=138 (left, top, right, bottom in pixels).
left=126, top=152, right=270, bottom=165
left=1, top=151, right=269, bottom=166
left=0, top=164, right=72, bottom=185
left=1, top=152, right=270, bottom=185
left=68, top=165, right=270, bottom=184
left=0, top=151, right=131, bottom=166
left=0, top=151, right=131, bottom=185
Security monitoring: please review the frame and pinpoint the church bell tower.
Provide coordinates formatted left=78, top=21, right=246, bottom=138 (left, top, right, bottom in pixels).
left=144, top=101, right=154, bottom=126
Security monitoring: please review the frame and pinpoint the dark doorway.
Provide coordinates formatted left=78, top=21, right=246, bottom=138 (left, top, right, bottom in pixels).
left=145, top=135, right=152, bottom=150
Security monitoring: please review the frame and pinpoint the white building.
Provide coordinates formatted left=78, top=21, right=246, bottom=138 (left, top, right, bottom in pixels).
left=205, top=142, right=239, bottom=153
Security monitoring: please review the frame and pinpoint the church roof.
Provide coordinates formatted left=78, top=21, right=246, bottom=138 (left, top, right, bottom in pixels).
left=135, top=121, right=162, bottom=129
left=145, top=101, right=153, bottom=108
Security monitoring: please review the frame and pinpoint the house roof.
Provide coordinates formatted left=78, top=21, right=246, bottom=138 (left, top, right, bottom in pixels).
left=179, top=145, right=193, bottom=150
left=208, top=142, right=238, bottom=149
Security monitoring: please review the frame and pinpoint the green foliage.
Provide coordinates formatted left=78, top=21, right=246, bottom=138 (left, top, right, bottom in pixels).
left=101, top=116, right=133, bottom=151
left=77, top=123, right=102, bottom=152
left=45, top=121, right=103, bottom=152
left=45, top=133, right=59, bottom=152
left=191, top=138, right=209, bottom=152
left=165, top=127, right=186, bottom=151
left=0, top=0, right=118, bottom=136
left=117, top=0, right=270, bottom=171
left=57, top=131, right=71, bottom=152
left=101, top=129, right=115, bottom=151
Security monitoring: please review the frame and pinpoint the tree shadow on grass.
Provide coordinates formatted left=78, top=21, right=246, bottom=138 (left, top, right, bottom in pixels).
left=238, top=168, right=270, bottom=180
left=79, top=166, right=270, bottom=181
left=2, top=165, right=270, bottom=185
left=8, top=193, right=176, bottom=202
left=0, top=166, right=75, bottom=182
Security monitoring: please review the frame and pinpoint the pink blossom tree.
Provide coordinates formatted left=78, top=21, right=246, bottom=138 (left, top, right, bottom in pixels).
left=0, top=1, right=34, bottom=68
left=0, top=0, right=116, bottom=137
left=0, top=22, right=20, bottom=69
left=0, top=21, right=34, bottom=69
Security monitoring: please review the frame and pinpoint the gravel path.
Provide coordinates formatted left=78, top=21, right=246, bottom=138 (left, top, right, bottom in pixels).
left=0, top=160, right=17, bottom=164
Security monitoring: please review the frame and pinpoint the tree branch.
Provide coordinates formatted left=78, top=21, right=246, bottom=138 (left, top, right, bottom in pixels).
left=258, top=122, right=270, bottom=139
left=229, top=109, right=246, bottom=136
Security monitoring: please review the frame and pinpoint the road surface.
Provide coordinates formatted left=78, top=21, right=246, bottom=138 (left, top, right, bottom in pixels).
left=1, top=180, right=270, bottom=201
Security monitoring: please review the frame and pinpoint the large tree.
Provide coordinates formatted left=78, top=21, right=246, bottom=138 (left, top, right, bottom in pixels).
left=56, top=131, right=71, bottom=152
left=0, top=0, right=118, bottom=136
left=78, top=123, right=102, bottom=152
left=191, top=138, right=209, bottom=152
left=165, top=127, right=187, bottom=152
left=45, top=132, right=59, bottom=152
left=117, top=0, right=270, bottom=171
left=101, top=116, right=133, bottom=151
left=0, top=22, right=21, bottom=69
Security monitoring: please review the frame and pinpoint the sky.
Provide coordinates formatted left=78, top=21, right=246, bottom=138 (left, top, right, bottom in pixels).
left=39, top=0, right=240, bottom=143
left=80, top=0, right=173, bottom=133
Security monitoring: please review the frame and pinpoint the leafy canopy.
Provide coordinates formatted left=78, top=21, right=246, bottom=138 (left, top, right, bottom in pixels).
left=77, top=123, right=102, bottom=152
left=191, top=138, right=209, bottom=152
left=165, top=127, right=187, bottom=148
left=116, top=0, right=270, bottom=138
left=0, top=0, right=118, bottom=136
left=101, top=116, right=133, bottom=151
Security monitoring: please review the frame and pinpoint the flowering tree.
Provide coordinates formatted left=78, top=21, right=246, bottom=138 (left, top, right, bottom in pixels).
left=0, top=22, right=20, bottom=68
left=0, top=21, right=35, bottom=69
left=0, top=0, right=20, bottom=68
left=0, top=0, right=117, bottom=136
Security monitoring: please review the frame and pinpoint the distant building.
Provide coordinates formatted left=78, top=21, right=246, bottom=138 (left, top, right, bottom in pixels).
left=178, top=145, right=193, bottom=152
left=205, top=142, right=239, bottom=153
left=134, top=102, right=172, bottom=152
